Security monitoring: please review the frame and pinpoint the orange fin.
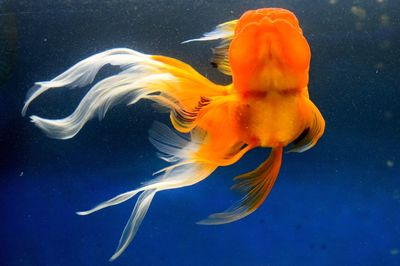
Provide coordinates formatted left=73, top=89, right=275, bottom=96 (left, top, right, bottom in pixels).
left=288, top=99, right=325, bottom=153
left=198, top=147, right=283, bottom=225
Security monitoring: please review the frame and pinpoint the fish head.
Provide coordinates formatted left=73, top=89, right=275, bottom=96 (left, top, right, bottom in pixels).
left=229, top=8, right=311, bottom=96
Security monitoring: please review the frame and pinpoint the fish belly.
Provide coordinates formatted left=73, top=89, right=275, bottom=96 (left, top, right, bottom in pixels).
left=239, top=91, right=308, bottom=147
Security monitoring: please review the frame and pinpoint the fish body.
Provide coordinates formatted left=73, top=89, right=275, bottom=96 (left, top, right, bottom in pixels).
left=189, top=8, right=322, bottom=151
left=229, top=9, right=315, bottom=148
left=237, top=93, right=311, bottom=147
left=22, top=8, right=324, bottom=260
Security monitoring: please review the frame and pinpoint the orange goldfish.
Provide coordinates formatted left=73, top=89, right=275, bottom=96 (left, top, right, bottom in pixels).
left=22, top=8, right=325, bottom=260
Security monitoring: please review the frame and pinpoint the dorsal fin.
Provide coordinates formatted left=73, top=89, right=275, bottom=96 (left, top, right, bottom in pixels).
left=182, top=20, right=238, bottom=76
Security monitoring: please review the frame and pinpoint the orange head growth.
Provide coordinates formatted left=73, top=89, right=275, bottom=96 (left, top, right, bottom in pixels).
left=229, top=8, right=311, bottom=97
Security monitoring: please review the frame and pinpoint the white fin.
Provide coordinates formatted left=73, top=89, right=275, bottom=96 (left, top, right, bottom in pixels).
left=76, top=189, right=141, bottom=216
left=22, top=48, right=150, bottom=116
left=78, top=159, right=216, bottom=260
left=149, top=121, right=197, bottom=163
left=24, top=47, right=236, bottom=259
left=77, top=122, right=217, bottom=259
left=22, top=47, right=225, bottom=140
left=27, top=72, right=174, bottom=139
left=182, top=20, right=237, bottom=44
left=22, top=48, right=169, bottom=139
left=110, top=189, right=156, bottom=261
left=182, top=20, right=237, bottom=76
left=22, top=47, right=195, bottom=140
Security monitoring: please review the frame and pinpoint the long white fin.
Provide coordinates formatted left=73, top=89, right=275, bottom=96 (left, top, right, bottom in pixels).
left=23, top=48, right=238, bottom=260
left=110, top=189, right=156, bottom=261
left=77, top=122, right=217, bottom=260
left=22, top=48, right=168, bottom=139
left=22, top=48, right=151, bottom=116
left=22, top=48, right=225, bottom=139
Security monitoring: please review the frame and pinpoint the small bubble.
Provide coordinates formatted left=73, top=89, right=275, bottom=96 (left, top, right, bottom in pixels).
left=375, top=62, right=384, bottom=70
left=329, top=0, right=337, bottom=5
left=384, top=111, right=393, bottom=120
left=393, top=189, right=400, bottom=200
left=376, top=0, right=384, bottom=3
left=379, top=40, right=391, bottom=50
left=380, top=14, right=390, bottom=27
left=386, top=160, right=394, bottom=168
left=390, top=248, right=399, bottom=256
left=351, top=6, right=367, bottom=20
left=355, top=21, right=364, bottom=30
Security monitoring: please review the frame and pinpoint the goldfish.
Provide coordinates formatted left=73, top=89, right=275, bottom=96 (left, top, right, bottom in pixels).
left=22, top=8, right=325, bottom=260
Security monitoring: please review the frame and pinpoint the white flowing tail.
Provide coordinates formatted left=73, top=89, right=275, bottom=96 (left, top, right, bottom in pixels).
left=22, top=48, right=230, bottom=260
left=77, top=122, right=217, bottom=261
left=22, top=48, right=226, bottom=139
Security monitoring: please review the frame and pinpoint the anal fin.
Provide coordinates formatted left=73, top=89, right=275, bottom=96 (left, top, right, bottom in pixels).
left=198, top=147, right=283, bottom=225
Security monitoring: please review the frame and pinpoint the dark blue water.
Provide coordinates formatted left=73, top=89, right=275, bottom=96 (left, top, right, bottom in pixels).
left=1, top=0, right=399, bottom=265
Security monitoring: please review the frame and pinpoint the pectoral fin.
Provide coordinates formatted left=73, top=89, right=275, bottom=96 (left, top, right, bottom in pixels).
left=198, top=147, right=283, bottom=225
left=288, top=99, right=325, bottom=153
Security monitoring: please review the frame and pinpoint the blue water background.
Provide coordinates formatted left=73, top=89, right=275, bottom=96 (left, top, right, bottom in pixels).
left=1, top=0, right=399, bottom=265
